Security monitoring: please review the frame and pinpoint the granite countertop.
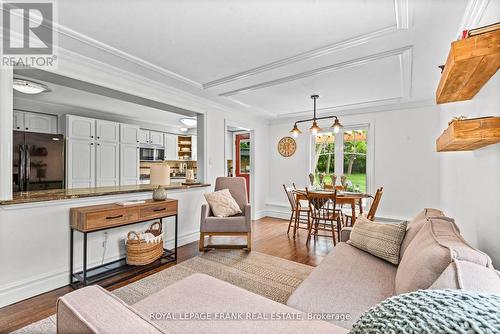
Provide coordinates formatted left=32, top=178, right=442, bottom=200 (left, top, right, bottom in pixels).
left=0, top=183, right=210, bottom=205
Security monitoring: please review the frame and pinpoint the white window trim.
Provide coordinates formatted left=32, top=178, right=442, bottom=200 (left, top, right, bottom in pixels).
left=307, top=121, right=375, bottom=195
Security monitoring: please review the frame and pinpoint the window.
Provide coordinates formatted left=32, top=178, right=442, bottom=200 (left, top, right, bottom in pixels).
left=311, top=126, right=369, bottom=193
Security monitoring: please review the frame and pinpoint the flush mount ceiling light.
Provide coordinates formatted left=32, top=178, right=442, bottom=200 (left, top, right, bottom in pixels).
left=290, top=95, right=343, bottom=137
left=179, top=127, right=188, bottom=132
left=13, top=79, right=50, bottom=94
left=180, top=118, right=197, bottom=127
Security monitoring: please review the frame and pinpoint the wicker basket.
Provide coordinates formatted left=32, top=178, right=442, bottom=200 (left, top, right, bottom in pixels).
left=126, top=222, right=163, bottom=266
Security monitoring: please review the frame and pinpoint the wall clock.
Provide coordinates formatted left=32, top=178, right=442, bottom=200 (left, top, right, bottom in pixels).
left=278, top=136, right=297, bottom=157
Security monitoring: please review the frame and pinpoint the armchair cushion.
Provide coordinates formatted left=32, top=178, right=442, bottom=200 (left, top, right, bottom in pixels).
left=201, top=215, right=249, bottom=233
left=204, top=189, right=242, bottom=217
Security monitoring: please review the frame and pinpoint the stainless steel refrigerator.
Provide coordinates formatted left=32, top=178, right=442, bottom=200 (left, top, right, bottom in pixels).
left=13, top=131, right=65, bottom=192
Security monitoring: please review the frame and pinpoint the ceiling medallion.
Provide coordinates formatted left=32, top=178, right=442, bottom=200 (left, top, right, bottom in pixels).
left=290, top=95, right=342, bottom=137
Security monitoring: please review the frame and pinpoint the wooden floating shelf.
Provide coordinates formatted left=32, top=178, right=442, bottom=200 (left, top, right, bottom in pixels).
left=436, top=29, right=500, bottom=104
left=436, top=117, right=500, bottom=152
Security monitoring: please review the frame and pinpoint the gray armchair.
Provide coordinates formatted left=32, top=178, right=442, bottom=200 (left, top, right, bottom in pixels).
left=199, top=177, right=251, bottom=251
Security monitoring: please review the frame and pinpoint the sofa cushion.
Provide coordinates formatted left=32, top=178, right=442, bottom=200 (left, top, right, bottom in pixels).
left=430, top=261, right=500, bottom=293
left=395, top=217, right=494, bottom=294
left=286, top=243, right=397, bottom=329
left=347, top=216, right=407, bottom=264
left=400, top=208, right=445, bottom=258
left=133, top=273, right=346, bottom=334
left=200, top=215, right=248, bottom=232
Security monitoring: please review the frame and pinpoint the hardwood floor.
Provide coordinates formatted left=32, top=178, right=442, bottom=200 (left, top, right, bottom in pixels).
left=0, top=217, right=334, bottom=333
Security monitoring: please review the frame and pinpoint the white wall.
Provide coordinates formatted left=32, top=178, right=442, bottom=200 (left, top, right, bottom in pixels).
left=265, top=105, right=442, bottom=221
left=438, top=74, right=500, bottom=267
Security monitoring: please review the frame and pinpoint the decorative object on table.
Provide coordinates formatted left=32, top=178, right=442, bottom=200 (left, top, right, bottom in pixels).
left=308, top=173, right=315, bottom=187
left=277, top=136, right=297, bottom=157
left=348, top=215, right=407, bottom=264
left=318, top=172, right=325, bottom=189
left=340, top=175, right=347, bottom=188
left=185, top=169, right=195, bottom=182
left=126, top=222, right=164, bottom=266
left=289, top=95, right=343, bottom=137
left=350, top=289, right=500, bottom=334
left=150, top=164, right=170, bottom=201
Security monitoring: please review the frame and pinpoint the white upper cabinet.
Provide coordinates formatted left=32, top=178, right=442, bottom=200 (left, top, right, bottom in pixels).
left=14, top=110, right=57, bottom=134
left=120, top=124, right=140, bottom=144
left=66, top=115, right=95, bottom=140
left=165, top=133, right=178, bottom=160
left=191, top=135, right=197, bottom=161
left=120, top=144, right=139, bottom=185
left=95, top=141, right=120, bottom=187
left=138, top=129, right=150, bottom=145
left=96, top=120, right=119, bottom=142
left=13, top=110, right=24, bottom=131
left=150, top=131, right=164, bottom=146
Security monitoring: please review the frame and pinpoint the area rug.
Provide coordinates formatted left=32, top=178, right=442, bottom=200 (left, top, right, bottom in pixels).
left=12, top=250, right=313, bottom=333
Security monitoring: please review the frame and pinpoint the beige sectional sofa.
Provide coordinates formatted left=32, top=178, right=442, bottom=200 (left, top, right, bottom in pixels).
left=57, top=209, right=500, bottom=333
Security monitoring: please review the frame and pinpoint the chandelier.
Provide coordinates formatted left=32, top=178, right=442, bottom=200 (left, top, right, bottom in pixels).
left=290, top=95, right=342, bottom=137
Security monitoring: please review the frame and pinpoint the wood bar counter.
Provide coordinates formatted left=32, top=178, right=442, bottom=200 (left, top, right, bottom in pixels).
left=70, top=199, right=178, bottom=288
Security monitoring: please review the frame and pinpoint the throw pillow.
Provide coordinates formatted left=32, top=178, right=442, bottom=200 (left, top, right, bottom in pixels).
left=348, top=216, right=407, bottom=265
left=204, top=189, right=242, bottom=217
left=350, top=289, right=500, bottom=334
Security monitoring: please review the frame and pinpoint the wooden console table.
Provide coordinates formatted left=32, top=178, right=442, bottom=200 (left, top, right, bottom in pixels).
left=70, top=199, right=178, bottom=289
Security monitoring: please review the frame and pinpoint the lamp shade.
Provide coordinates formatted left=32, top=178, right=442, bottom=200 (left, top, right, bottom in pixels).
left=150, top=165, right=170, bottom=186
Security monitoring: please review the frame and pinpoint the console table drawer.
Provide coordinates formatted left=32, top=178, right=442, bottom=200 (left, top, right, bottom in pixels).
left=140, top=201, right=177, bottom=220
left=84, top=208, right=139, bottom=231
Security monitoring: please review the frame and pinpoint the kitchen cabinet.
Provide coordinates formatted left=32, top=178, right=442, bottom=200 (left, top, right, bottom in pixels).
left=191, top=135, right=197, bottom=161
left=13, top=110, right=24, bottom=131
left=120, top=124, right=140, bottom=144
left=96, top=120, right=119, bottom=142
left=165, top=133, right=178, bottom=160
left=66, top=139, right=95, bottom=188
left=138, top=129, right=150, bottom=145
left=66, top=115, right=95, bottom=140
left=120, top=144, right=139, bottom=185
left=95, top=141, right=120, bottom=186
left=150, top=131, right=164, bottom=146
left=14, top=110, right=57, bottom=134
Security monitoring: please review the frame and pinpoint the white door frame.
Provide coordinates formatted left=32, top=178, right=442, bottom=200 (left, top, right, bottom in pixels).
left=224, top=119, right=255, bottom=218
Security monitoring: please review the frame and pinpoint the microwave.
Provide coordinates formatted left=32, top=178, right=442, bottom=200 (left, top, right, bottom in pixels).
left=140, top=147, right=165, bottom=161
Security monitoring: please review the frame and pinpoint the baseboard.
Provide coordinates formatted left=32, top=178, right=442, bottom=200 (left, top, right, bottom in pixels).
left=0, top=230, right=200, bottom=308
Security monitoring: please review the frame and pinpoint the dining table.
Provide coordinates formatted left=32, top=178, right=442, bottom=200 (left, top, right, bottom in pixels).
left=293, top=188, right=372, bottom=224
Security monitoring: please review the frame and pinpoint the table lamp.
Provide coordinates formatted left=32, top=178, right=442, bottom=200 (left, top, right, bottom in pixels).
left=150, top=165, right=170, bottom=201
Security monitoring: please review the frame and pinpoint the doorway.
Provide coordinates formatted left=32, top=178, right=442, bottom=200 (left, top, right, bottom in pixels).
left=224, top=120, right=254, bottom=215
left=235, top=133, right=250, bottom=198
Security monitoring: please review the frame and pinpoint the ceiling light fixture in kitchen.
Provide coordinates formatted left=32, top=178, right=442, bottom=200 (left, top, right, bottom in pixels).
left=180, top=118, right=197, bottom=127
left=13, top=79, right=50, bottom=94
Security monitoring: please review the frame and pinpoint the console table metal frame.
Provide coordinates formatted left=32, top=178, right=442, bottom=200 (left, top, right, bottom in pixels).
left=70, top=212, right=178, bottom=289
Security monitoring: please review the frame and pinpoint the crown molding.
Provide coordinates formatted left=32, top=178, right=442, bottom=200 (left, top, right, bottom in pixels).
left=456, top=0, right=490, bottom=39
left=203, top=2, right=410, bottom=89
left=2, top=6, right=203, bottom=89
left=51, top=23, right=203, bottom=89
left=220, top=46, right=413, bottom=98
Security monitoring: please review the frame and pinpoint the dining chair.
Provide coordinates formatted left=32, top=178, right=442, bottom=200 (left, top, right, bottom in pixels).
left=343, top=187, right=383, bottom=225
left=283, top=184, right=310, bottom=238
left=305, top=188, right=342, bottom=245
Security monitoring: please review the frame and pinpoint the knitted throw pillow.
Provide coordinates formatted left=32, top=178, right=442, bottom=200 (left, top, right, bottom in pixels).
left=348, top=216, right=407, bottom=264
left=204, top=189, right=242, bottom=217
left=350, top=289, right=500, bottom=334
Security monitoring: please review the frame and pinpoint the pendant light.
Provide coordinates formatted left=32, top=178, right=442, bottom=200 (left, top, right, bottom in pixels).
left=289, top=95, right=342, bottom=136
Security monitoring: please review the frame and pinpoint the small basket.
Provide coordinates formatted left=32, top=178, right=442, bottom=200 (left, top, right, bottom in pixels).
left=126, top=222, right=163, bottom=266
